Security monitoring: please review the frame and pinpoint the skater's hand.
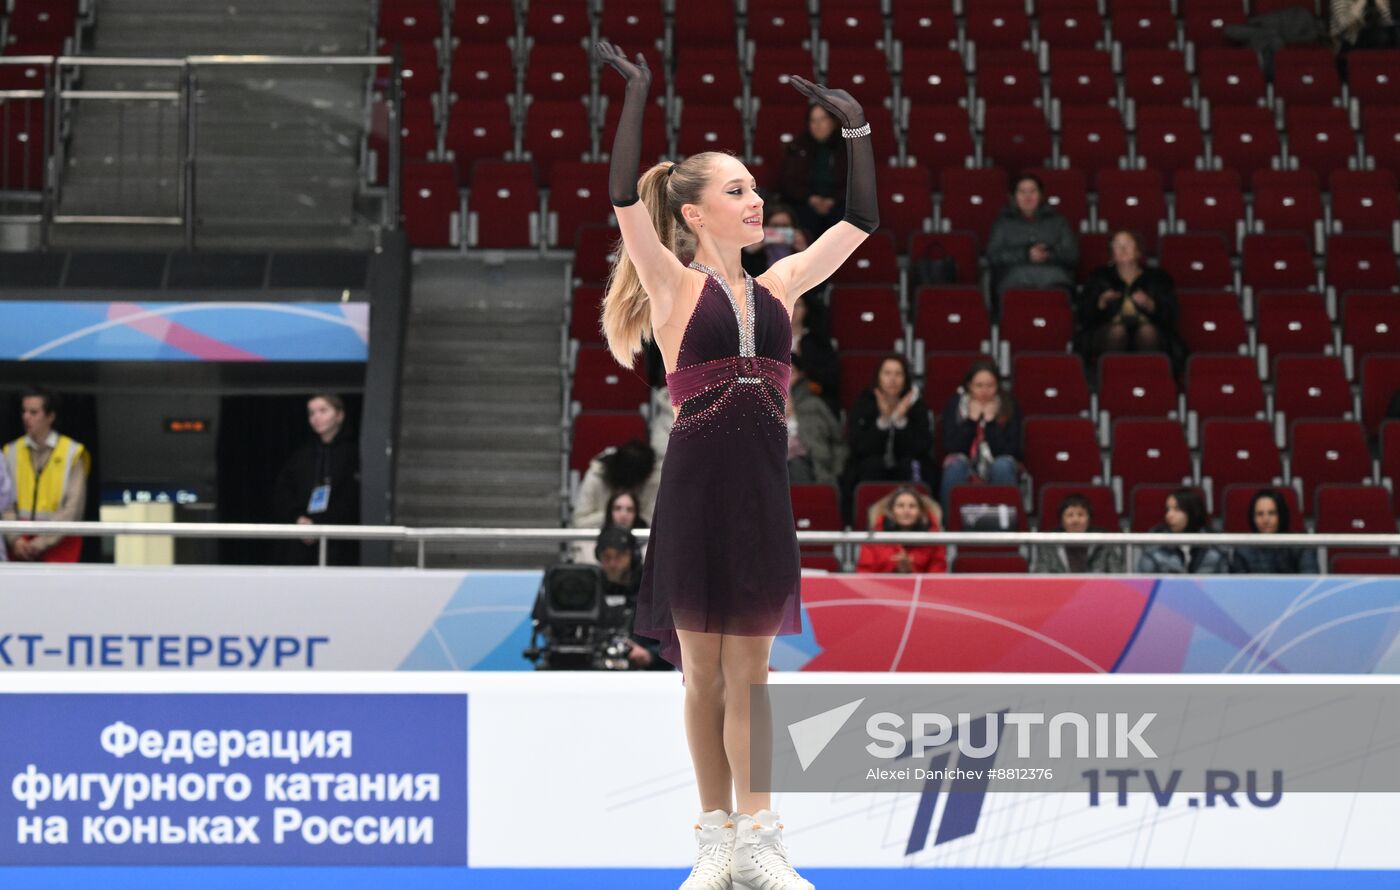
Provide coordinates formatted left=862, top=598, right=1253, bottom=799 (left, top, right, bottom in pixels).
left=786, top=74, right=865, bottom=128
left=595, top=40, right=651, bottom=93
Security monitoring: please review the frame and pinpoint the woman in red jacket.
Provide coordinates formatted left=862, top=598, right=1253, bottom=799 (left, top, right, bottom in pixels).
left=856, top=485, right=948, bottom=573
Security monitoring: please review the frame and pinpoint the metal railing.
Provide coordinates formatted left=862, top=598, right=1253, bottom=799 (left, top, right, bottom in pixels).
left=0, top=53, right=401, bottom=248
left=1, top=521, right=1395, bottom=572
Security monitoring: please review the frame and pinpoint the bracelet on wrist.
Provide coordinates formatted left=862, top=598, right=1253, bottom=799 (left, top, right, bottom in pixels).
left=841, top=122, right=872, bottom=139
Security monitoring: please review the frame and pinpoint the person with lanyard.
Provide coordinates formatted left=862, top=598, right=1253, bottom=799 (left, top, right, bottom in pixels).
left=271, top=393, right=360, bottom=566
left=2, top=388, right=90, bottom=562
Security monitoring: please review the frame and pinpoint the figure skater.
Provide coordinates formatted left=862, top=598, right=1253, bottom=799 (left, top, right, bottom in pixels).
left=595, top=39, right=878, bottom=890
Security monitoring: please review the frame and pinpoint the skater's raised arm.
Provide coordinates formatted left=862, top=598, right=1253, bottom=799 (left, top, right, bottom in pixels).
left=596, top=40, right=688, bottom=332
left=762, top=75, right=879, bottom=309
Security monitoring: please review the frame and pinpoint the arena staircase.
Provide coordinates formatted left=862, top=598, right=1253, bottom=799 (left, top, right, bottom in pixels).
left=52, top=0, right=377, bottom=249
left=393, top=257, right=566, bottom=568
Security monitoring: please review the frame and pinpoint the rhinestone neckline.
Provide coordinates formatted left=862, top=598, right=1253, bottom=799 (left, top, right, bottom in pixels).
left=689, top=260, right=756, bottom=357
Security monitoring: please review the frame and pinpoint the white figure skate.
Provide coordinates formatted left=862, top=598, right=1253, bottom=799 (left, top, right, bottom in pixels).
left=680, top=809, right=736, bottom=890
left=730, top=809, right=815, bottom=890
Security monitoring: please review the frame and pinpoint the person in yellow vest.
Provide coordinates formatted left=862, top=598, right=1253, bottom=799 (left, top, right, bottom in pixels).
left=2, top=389, right=90, bottom=562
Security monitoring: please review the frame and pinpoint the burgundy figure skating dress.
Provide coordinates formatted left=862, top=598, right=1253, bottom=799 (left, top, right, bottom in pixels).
left=634, top=261, right=804, bottom=672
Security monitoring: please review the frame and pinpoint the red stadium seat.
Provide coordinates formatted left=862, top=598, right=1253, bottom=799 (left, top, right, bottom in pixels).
left=569, top=285, right=605, bottom=344
left=965, top=0, right=1033, bottom=49
left=906, top=105, right=976, bottom=171
left=982, top=105, right=1053, bottom=173
left=1220, top=483, right=1300, bottom=533
left=747, top=0, right=814, bottom=47
left=1023, top=416, right=1102, bottom=497
left=523, top=0, right=590, bottom=44
left=946, top=484, right=1026, bottom=532
left=1289, top=419, right=1373, bottom=512
left=522, top=43, right=591, bottom=101
left=1038, top=483, right=1121, bottom=531
left=1362, top=357, right=1400, bottom=437
left=1197, top=47, right=1269, bottom=109
left=923, top=352, right=994, bottom=416
left=1077, top=232, right=1112, bottom=280
left=1361, top=108, right=1400, bottom=179
left=1252, top=179, right=1325, bottom=237
left=547, top=161, right=611, bottom=248
left=890, top=3, right=958, bottom=49
left=1112, top=419, right=1193, bottom=500
left=572, top=223, right=621, bottom=285
left=674, top=102, right=746, bottom=158
left=1177, top=290, right=1248, bottom=354
left=938, top=167, right=1008, bottom=244
left=1210, top=106, right=1282, bottom=184
left=598, top=0, right=665, bottom=50
left=1039, top=0, right=1106, bottom=50
left=823, top=46, right=894, bottom=102
left=401, top=161, right=461, bottom=248
left=1122, top=49, right=1192, bottom=108
left=1274, top=355, right=1352, bottom=423
left=522, top=99, right=591, bottom=184
left=1050, top=51, right=1117, bottom=107
left=449, top=43, right=514, bottom=102
left=915, top=287, right=991, bottom=355
left=974, top=50, right=1043, bottom=107
left=829, top=287, right=904, bottom=352
left=673, top=0, right=739, bottom=47
left=1095, top=169, right=1167, bottom=253
left=376, top=99, right=437, bottom=184
left=1348, top=50, right=1400, bottom=108
left=899, top=49, right=969, bottom=107
left=1286, top=107, right=1358, bottom=181
left=998, top=289, right=1074, bottom=356
left=392, top=44, right=443, bottom=100
left=877, top=166, right=935, bottom=246
left=452, top=1, right=517, bottom=44
left=853, top=481, right=934, bottom=530
left=909, top=232, right=981, bottom=286
left=1098, top=353, right=1178, bottom=421
left=750, top=46, right=819, bottom=105
left=1027, top=167, right=1090, bottom=231
left=572, top=345, right=651, bottom=412
left=1272, top=47, right=1342, bottom=107
left=1329, top=170, right=1400, bottom=235
left=1133, top=107, right=1205, bottom=188
left=1326, top=233, right=1399, bottom=293
left=1013, top=353, right=1091, bottom=417
left=1173, top=170, right=1246, bottom=242
left=1111, top=1, right=1178, bottom=49
left=1314, top=484, right=1396, bottom=534
left=378, top=2, right=443, bottom=49
left=1159, top=234, right=1234, bottom=288
left=790, top=482, right=843, bottom=551
left=750, top=101, right=810, bottom=167
left=1343, top=293, right=1400, bottom=364
left=1383, top=420, right=1400, bottom=509
left=831, top=230, right=899, bottom=284
left=672, top=47, right=745, bottom=107
left=1241, top=233, right=1316, bottom=292
left=1331, top=555, right=1400, bottom=574
left=1202, top=420, right=1284, bottom=496
left=466, top=160, right=539, bottom=248
left=0, top=98, right=44, bottom=191
left=1129, top=483, right=1208, bottom=532
left=570, top=413, right=647, bottom=474
left=818, top=0, right=887, bottom=47
left=839, top=351, right=892, bottom=413
left=1056, top=106, right=1128, bottom=179
left=952, top=553, right=1028, bottom=573
left=1255, top=291, right=1333, bottom=358
left=1182, top=5, right=1246, bottom=49
left=1186, top=353, right=1267, bottom=420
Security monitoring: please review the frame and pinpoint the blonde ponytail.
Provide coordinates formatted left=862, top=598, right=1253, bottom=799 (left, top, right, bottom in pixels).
left=600, top=152, right=726, bottom=367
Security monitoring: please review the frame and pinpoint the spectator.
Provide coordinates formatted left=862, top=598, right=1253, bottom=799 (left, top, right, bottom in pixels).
left=594, top=526, right=672, bottom=671
left=779, top=104, right=848, bottom=240
left=939, top=359, right=1022, bottom=512
left=572, top=438, right=660, bottom=532
left=987, top=173, right=1079, bottom=301
left=1031, top=492, right=1125, bottom=573
left=791, top=293, right=841, bottom=416
left=843, top=355, right=935, bottom=519
left=1332, top=0, right=1397, bottom=78
left=786, top=353, right=847, bottom=485
left=1136, top=487, right=1230, bottom=574
left=1076, top=229, right=1183, bottom=371
left=0, top=448, right=13, bottom=563
left=572, top=490, right=649, bottom=565
left=1229, top=488, right=1320, bottom=574
left=272, top=393, right=360, bottom=565
left=742, top=203, right=811, bottom=277
left=2, top=388, right=90, bottom=562
left=856, top=485, right=948, bottom=574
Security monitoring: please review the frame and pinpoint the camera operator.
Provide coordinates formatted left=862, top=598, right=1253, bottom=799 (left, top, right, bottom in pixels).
left=595, top=526, right=671, bottom=671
